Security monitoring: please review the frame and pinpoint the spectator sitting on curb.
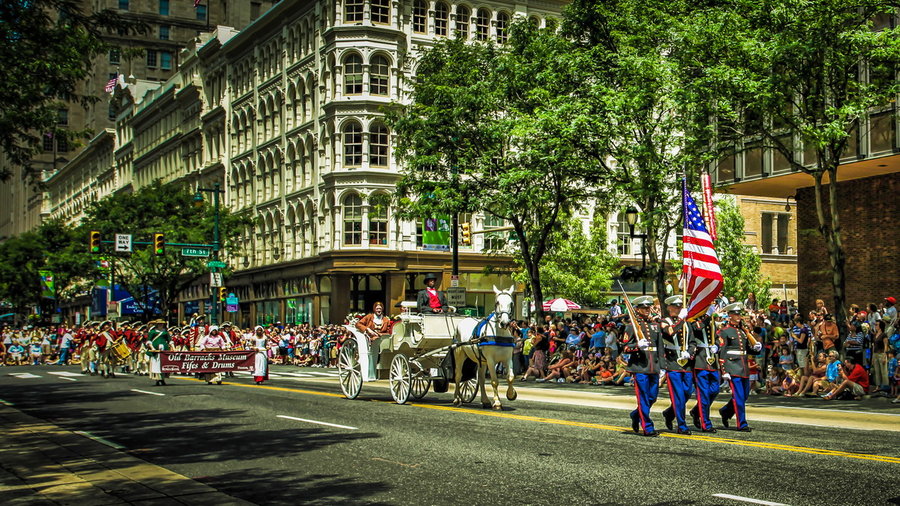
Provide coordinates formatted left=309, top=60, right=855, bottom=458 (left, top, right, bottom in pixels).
left=823, top=356, right=869, bottom=400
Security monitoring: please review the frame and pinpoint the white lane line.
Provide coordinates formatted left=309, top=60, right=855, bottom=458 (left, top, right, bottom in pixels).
left=276, top=415, right=357, bottom=430
left=58, top=377, right=77, bottom=382
left=303, top=371, right=340, bottom=377
left=0, top=398, right=14, bottom=406
left=74, top=431, right=125, bottom=450
left=47, top=371, right=82, bottom=377
left=130, top=389, right=165, bottom=397
left=272, top=372, right=315, bottom=378
left=712, top=494, right=789, bottom=506
left=8, top=373, right=41, bottom=379
left=769, top=406, right=900, bottom=417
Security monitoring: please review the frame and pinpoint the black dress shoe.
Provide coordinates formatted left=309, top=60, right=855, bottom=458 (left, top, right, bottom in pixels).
left=738, top=426, right=752, bottom=432
left=701, top=427, right=718, bottom=433
left=643, top=431, right=659, bottom=437
left=663, top=410, right=674, bottom=430
left=676, top=429, right=693, bottom=435
left=631, top=413, right=640, bottom=433
left=690, top=409, right=701, bottom=429
left=720, top=412, right=730, bottom=428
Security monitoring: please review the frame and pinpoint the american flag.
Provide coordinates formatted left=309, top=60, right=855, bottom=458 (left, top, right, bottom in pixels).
left=194, top=0, right=202, bottom=7
left=105, top=74, right=118, bottom=93
left=682, top=178, right=723, bottom=320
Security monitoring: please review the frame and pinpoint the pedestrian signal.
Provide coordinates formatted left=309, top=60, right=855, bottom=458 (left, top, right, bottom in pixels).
left=461, top=222, right=472, bottom=245
left=218, top=287, right=227, bottom=301
left=90, top=231, right=101, bottom=253
left=153, top=233, right=165, bottom=255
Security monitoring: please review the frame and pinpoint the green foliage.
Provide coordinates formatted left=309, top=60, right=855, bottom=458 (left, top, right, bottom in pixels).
left=713, top=196, right=771, bottom=305
left=0, top=0, right=146, bottom=182
left=82, top=181, right=251, bottom=320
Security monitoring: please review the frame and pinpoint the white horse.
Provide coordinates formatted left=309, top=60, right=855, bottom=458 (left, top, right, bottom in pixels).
left=453, top=285, right=518, bottom=410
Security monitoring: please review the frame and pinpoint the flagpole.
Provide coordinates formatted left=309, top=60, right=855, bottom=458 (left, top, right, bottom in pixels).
left=678, top=178, right=691, bottom=366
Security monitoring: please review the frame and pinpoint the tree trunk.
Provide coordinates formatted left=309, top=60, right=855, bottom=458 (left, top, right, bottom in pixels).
left=812, top=169, right=848, bottom=331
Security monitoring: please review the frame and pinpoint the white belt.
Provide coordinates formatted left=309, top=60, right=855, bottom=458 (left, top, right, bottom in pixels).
left=726, top=350, right=745, bottom=356
left=639, top=347, right=657, bottom=352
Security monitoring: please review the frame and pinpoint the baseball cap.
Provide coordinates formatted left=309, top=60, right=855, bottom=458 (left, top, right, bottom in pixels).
left=885, top=296, right=897, bottom=304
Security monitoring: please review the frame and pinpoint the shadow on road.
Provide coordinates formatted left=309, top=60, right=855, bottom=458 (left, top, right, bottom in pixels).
left=199, top=471, right=392, bottom=505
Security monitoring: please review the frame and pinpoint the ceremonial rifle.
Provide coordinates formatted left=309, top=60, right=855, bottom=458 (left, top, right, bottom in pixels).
left=615, top=280, right=644, bottom=344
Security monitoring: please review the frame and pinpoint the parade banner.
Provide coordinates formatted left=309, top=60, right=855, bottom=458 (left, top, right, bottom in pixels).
left=160, top=351, right=255, bottom=374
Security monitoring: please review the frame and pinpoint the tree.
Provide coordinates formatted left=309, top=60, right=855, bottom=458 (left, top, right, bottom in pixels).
left=713, top=196, right=772, bottom=305
left=388, top=23, right=612, bottom=319
left=82, top=181, right=251, bottom=321
left=0, top=0, right=145, bottom=181
left=682, top=0, right=900, bottom=327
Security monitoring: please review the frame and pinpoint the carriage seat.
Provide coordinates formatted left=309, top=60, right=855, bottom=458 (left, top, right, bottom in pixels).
left=399, top=301, right=423, bottom=323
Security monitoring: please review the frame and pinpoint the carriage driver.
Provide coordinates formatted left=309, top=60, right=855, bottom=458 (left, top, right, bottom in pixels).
left=416, top=273, right=448, bottom=313
left=356, top=302, right=392, bottom=341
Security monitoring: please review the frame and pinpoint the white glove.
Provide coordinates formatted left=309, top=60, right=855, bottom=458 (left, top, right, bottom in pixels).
left=680, top=350, right=691, bottom=360
left=752, top=342, right=762, bottom=352
left=638, top=339, right=651, bottom=349
left=722, top=373, right=731, bottom=380
left=710, top=344, right=719, bottom=354
left=678, top=308, right=688, bottom=320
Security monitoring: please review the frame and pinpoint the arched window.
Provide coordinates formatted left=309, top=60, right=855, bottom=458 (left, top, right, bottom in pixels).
left=344, top=0, right=362, bottom=23
left=475, top=9, right=490, bottom=41
left=528, top=16, right=541, bottom=28
left=370, top=55, right=389, bottom=96
left=371, top=0, right=390, bottom=25
left=412, top=0, right=427, bottom=34
left=434, top=2, right=449, bottom=37
left=368, top=194, right=389, bottom=246
left=343, top=53, right=363, bottom=94
left=456, top=6, right=470, bottom=39
left=343, top=194, right=363, bottom=245
left=369, top=123, right=389, bottom=166
left=343, top=122, right=363, bottom=167
left=496, top=12, right=509, bottom=43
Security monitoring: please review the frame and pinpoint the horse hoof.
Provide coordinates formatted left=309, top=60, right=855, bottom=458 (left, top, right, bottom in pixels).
left=493, top=405, right=502, bottom=411
left=452, top=400, right=461, bottom=407
left=507, top=390, right=518, bottom=401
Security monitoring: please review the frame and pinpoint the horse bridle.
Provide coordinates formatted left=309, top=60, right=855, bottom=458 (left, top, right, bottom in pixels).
left=494, top=294, right=513, bottom=329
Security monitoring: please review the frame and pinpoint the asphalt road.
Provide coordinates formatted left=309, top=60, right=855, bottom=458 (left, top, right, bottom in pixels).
left=1, top=365, right=898, bottom=506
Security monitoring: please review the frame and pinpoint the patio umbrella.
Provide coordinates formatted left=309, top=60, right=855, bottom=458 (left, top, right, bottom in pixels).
left=542, top=298, right=581, bottom=312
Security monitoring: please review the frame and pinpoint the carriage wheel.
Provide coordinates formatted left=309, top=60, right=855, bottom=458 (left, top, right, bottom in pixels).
left=389, top=354, right=412, bottom=405
left=409, top=360, right=431, bottom=400
left=338, top=340, right=362, bottom=400
left=458, top=377, right=479, bottom=404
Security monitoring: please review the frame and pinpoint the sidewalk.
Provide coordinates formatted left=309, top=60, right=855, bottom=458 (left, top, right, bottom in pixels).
left=0, top=405, right=253, bottom=505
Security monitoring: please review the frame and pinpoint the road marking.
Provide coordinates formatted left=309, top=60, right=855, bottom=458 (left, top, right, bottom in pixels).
left=712, top=493, right=789, bottom=505
left=0, top=398, right=14, bottom=406
left=276, top=414, right=357, bottom=430
left=175, top=377, right=900, bottom=465
left=272, top=372, right=316, bottom=378
left=74, top=431, right=125, bottom=450
left=303, top=371, right=340, bottom=377
left=58, top=377, right=77, bottom=382
left=769, top=406, right=900, bottom=417
left=371, top=457, right=420, bottom=468
left=47, top=371, right=82, bottom=377
left=130, top=389, right=165, bottom=397
left=8, top=373, right=40, bottom=379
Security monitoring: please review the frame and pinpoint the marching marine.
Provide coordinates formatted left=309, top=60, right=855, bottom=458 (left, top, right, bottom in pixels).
left=717, top=302, right=761, bottom=431
left=624, top=295, right=664, bottom=437
left=689, top=313, right=720, bottom=433
left=659, top=295, right=695, bottom=435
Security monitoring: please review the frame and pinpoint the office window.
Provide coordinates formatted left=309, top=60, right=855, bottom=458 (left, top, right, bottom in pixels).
left=434, top=2, right=449, bottom=37
left=343, top=122, right=363, bottom=166
left=371, top=0, right=390, bottom=24
left=456, top=6, right=470, bottom=39
left=369, top=55, right=389, bottom=96
left=344, top=0, right=363, bottom=23
left=159, top=25, right=169, bottom=40
left=118, top=0, right=128, bottom=9
left=57, top=136, right=68, bottom=153
left=147, top=50, right=157, bottom=68
left=616, top=214, right=634, bottom=256
left=475, top=9, right=490, bottom=41
left=109, top=49, right=120, bottom=64
left=343, top=194, right=363, bottom=245
left=159, top=0, right=169, bottom=15
left=761, top=213, right=790, bottom=255
left=160, top=51, right=172, bottom=70
left=412, top=0, right=426, bottom=33
left=251, top=1, right=261, bottom=20
left=196, top=5, right=206, bottom=20
left=369, top=123, right=389, bottom=166
left=43, top=135, right=54, bottom=152
left=57, top=109, right=68, bottom=125
left=343, top=53, right=363, bottom=94
left=484, top=215, right=506, bottom=250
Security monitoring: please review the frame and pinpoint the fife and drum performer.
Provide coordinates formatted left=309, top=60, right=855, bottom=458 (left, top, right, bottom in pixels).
left=689, top=313, right=720, bottom=433
left=147, top=319, right=170, bottom=386
left=718, top=302, right=761, bottom=431
left=198, top=325, right=227, bottom=385
left=623, top=294, right=664, bottom=437
left=252, top=326, right=269, bottom=384
left=660, top=295, right=695, bottom=435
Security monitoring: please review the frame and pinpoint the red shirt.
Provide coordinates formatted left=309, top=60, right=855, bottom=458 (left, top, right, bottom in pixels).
left=846, top=364, right=869, bottom=389
left=427, top=288, right=442, bottom=310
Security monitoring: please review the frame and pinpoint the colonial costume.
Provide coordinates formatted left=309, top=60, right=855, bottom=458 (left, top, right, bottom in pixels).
left=198, top=326, right=227, bottom=384
left=147, top=320, right=170, bottom=386
left=252, top=326, right=269, bottom=384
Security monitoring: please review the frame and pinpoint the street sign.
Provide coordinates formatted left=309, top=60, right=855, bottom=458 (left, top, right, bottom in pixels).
left=207, top=260, right=227, bottom=269
left=450, top=275, right=459, bottom=287
left=446, top=286, right=466, bottom=307
left=115, top=234, right=132, bottom=253
left=210, top=272, right=223, bottom=287
left=225, top=294, right=239, bottom=305
left=182, top=247, right=210, bottom=257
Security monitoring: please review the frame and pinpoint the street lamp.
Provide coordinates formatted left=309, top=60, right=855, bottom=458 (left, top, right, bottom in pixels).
left=194, top=182, right=225, bottom=323
left=624, top=206, right=648, bottom=295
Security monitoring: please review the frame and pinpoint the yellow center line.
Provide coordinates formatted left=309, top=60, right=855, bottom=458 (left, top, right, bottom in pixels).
left=171, top=376, right=900, bottom=464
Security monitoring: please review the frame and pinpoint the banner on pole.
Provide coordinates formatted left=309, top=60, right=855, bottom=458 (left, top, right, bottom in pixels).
left=422, top=215, right=451, bottom=251
left=160, top=351, right=255, bottom=373
left=39, top=270, right=55, bottom=298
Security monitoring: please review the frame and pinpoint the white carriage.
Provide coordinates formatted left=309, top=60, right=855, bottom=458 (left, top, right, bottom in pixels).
left=337, top=302, right=479, bottom=404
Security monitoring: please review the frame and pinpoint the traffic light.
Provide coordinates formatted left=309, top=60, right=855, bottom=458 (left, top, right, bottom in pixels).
left=460, top=222, right=471, bottom=245
left=218, top=287, right=227, bottom=301
left=89, top=231, right=100, bottom=254
left=153, top=233, right=165, bottom=255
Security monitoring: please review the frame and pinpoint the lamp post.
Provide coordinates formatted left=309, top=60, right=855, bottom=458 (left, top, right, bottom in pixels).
left=624, top=206, right=648, bottom=295
left=194, top=182, right=225, bottom=324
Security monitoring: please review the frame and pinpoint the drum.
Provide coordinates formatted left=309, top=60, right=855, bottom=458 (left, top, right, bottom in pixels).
left=111, top=342, right=131, bottom=361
